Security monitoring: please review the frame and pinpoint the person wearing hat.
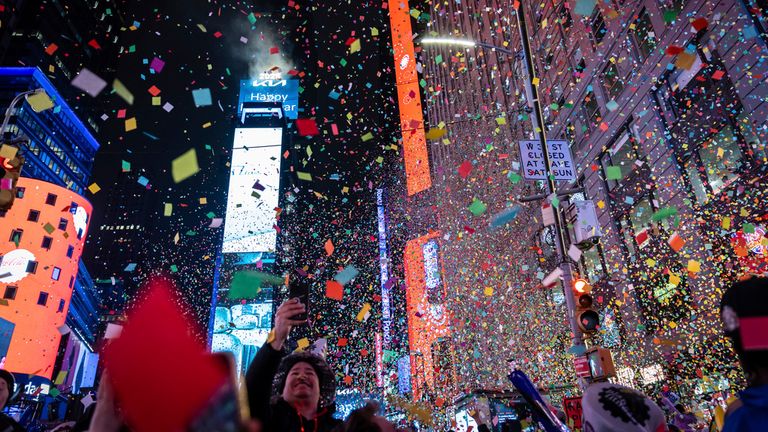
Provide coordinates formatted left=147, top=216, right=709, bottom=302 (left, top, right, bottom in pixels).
left=720, top=275, right=768, bottom=431
left=246, top=298, right=342, bottom=432
left=581, top=382, right=668, bottom=432
left=0, top=370, right=25, bottom=432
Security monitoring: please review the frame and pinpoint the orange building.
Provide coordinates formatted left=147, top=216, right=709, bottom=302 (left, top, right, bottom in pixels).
left=0, top=178, right=91, bottom=379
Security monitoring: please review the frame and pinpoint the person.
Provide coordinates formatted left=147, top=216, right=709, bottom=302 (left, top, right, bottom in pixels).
left=581, top=382, right=668, bottom=431
left=720, top=275, right=768, bottom=431
left=342, top=402, right=395, bottom=432
left=246, top=298, right=342, bottom=432
left=0, top=369, right=25, bottom=432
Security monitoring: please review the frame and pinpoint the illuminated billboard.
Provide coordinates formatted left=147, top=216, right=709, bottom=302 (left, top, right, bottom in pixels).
left=238, top=78, right=299, bottom=119
left=0, top=178, right=91, bottom=379
left=222, top=127, right=282, bottom=254
left=389, top=1, right=432, bottom=195
left=211, top=301, right=272, bottom=376
left=404, top=233, right=451, bottom=400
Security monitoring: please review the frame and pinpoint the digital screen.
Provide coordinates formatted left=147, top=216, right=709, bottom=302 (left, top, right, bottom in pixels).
left=238, top=79, right=299, bottom=119
left=211, top=302, right=273, bottom=376
left=222, top=128, right=282, bottom=254
left=588, top=351, right=604, bottom=379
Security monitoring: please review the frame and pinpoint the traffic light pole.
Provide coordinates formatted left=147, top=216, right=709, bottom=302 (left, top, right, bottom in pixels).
left=514, top=1, right=588, bottom=383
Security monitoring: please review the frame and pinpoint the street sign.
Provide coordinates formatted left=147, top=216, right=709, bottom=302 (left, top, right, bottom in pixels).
left=562, top=396, right=583, bottom=430
left=518, top=139, right=576, bottom=181
left=573, top=355, right=591, bottom=378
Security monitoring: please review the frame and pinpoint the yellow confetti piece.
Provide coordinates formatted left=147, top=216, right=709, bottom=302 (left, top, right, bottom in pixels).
left=164, top=203, right=173, bottom=216
left=687, top=260, right=701, bottom=273
left=199, top=197, right=207, bottom=205
left=26, top=91, right=55, bottom=112
left=356, top=303, right=372, bottom=321
left=297, top=171, right=313, bottom=181
left=0, top=144, right=18, bottom=159
left=152, top=96, right=161, bottom=106
left=722, top=217, right=731, bottom=229
left=87, top=183, right=101, bottom=194
left=349, top=39, right=361, bottom=53
left=296, top=338, right=310, bottom=351
left=484, top=287, right=494, bottom=296
left=532, top=77, right=540, bottom=86
left=113, top=79, right=135, bottom=105
left=124, top=117, right=137, bottom=131
left=171, top=148, right=200, bottom=183
left=669, top=273, right=681, bottom=286
left=202, top=122, right=212, bottom=128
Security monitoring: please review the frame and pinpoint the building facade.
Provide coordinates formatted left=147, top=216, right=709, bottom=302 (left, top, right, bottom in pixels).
left=413, top=0, right=767, bottom=411
left=0, top=178, right=92, bottom=379
left=0, top=67, right=102, bottom=401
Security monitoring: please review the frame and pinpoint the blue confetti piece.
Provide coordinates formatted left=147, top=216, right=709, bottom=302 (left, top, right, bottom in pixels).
left=124, top=263, right=137, bottom=272
left=328, top=90, right=341, bottom=100
left=192, top=88, right=213, bottom=107
left=138, top=176, right=149, bottom=187
left=490, top=205, right=522, bottom=229
left=334, top=265, right=359, bottom=285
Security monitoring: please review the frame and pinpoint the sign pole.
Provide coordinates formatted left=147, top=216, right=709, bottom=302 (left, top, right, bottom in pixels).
left=515, top=0, right=587, bottom=388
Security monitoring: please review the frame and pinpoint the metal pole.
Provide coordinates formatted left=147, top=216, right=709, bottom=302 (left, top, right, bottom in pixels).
left=1, top=89, right=41, bottom=138
left=514, top=0, right=587, bottom=379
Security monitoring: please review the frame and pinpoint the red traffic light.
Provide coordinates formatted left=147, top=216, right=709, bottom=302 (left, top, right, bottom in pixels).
left=573, top=277, right=591, bottom=294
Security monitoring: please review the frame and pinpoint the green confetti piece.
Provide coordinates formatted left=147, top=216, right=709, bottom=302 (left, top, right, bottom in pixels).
left=663, top=9, right=677, bottom=24
left=468, top=198, right=487, bottom=216
left=297, top=171, right=313, bottom=181
left=229, top=270, right=283, bottom=299
left=361, top=132, right=374, bottom=142
left=206, top=212, right=216, bottom=219
left=605, top=165, right=622, bottom=180
left=508, top=172, right=522, bottom=184
left=170, top=265, right=178, bottom=273
left=651, top=206, right=678, bottom=222
left=743, top=223, right=756, bottom=234
left=43, top=223, right=55, bottom=234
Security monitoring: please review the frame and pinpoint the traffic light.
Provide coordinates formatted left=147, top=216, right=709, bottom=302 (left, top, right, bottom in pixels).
left=0, top=146, right=24, bottom=211
left=572, top=277, right=600, bottom=334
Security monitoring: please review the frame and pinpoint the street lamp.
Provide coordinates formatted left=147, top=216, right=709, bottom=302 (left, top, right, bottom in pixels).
left=420, top=3, right=589, bottom=388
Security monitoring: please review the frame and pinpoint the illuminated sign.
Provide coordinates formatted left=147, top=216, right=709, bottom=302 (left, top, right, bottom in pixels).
left=0, top=249, right=36, bottom=284
left=404, top=233, right=451, bottom=401
left=376, top=189, right=392, bottom=348
left=0, top=178, right=91, bottom=379
left=397, top=355, right=411, bottom=395
left=422, top=240, right=441, bottom=291
left=389, top=0, right=431, bottom=195
left=222, top=128, right=282, bottom=254
left=238, top=79, right=299, bottom=119
left=375, top=332, right=383, bottom=388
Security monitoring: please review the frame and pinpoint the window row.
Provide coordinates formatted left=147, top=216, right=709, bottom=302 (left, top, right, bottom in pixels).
left=2, top=286, right=66, bottom=312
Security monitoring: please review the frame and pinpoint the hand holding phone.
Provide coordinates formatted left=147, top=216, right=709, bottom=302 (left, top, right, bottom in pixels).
left=270, top=298, right=307, bottom=351
left=288, top=277, right=309, bottom=322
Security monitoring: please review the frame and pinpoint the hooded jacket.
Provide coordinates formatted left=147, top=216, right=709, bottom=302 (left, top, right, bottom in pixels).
left=723, top=384, right=768, bottom=432
left=246, top=342, right=342, bottom=432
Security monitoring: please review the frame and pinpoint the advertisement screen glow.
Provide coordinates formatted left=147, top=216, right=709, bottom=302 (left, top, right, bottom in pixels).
left=223, top=128, right=282, bottom=253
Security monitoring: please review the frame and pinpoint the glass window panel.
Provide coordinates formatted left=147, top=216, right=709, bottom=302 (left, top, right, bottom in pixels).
left=684, top=159, right=708, bottom=204
left=699, top=127, right=744, bottom=194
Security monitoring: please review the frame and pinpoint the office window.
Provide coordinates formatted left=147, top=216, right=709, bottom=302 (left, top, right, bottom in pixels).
left=51, top=267, right=61, bottom=281
left=684, top=126, right=746, bottom=203
left=41, top=236, right=53, bottom=250
left=601, top=129, right=639, bottom=190
left=27, top=210, right=40, bottom=222
left=9, top=229, right=23, bottom=243
left=58, top=218, right=68, bottom=231
left=580, top=90, right=601, bottom=130
left=37, top=292, right=49, bottom=306
left=15, top=187, right=24, bottom=199
left=3, top=286, right=17, bottom=300
left=66, top=245, right=74, bottom=258
left=57, top=299, right=66, bottom=313
left=45, top=193, right=58, bottom=206
left=602, top=62, right=624, bottom=100
left=26, top=260, right=38, bottom=274
left=589, top=8, right=607, bottom=45
left=631, top=9, right=656, bottom=60
left=557, top=3, right=573, bottom=31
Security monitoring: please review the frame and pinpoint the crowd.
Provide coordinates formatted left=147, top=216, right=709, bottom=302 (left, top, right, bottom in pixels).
left=0, top=277, right=766, bottom=432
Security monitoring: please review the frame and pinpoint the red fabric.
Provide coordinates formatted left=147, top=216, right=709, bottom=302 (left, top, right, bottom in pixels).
left=325, top=280, right=343, bottom=301
left=103, top=278, right=227, bottom=432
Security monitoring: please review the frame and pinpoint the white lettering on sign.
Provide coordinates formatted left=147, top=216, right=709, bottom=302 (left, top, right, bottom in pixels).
left=0, top=249, right=36, bottom=283
left=251, top=79, right=288, bottom=87
left=518, top=140, right=576, bottom=181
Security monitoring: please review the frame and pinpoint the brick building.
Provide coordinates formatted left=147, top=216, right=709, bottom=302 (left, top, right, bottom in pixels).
left=416, top=0, right=768, bottom=406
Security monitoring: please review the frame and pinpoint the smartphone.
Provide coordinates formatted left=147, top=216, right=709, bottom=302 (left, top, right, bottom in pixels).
left=188, top=352, right=249, bottom=432
left=288, top=276, right=309, bottom=322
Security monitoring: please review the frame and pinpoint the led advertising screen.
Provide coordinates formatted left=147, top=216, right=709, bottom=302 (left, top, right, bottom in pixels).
left=222, top=127, right=282, bottom=254
left=0, top=178, right=91, bottom=379
left=238, top=78, right=299, bottom=119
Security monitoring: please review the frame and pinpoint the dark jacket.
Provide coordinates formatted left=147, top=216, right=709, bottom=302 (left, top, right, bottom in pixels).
left=0, top=413, right=25, bottom=432
left=246, top=343, right=342, bottom=432
left=723, top=384, right=768, bottom=432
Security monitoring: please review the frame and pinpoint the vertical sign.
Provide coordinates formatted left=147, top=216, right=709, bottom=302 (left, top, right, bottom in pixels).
left=376, top=189, right=392, bottom=348
left=389, top=1, right=432, bottom=195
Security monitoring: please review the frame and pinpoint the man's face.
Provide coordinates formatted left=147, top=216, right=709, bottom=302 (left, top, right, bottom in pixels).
left=283, top=362, right=320, bottom=406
